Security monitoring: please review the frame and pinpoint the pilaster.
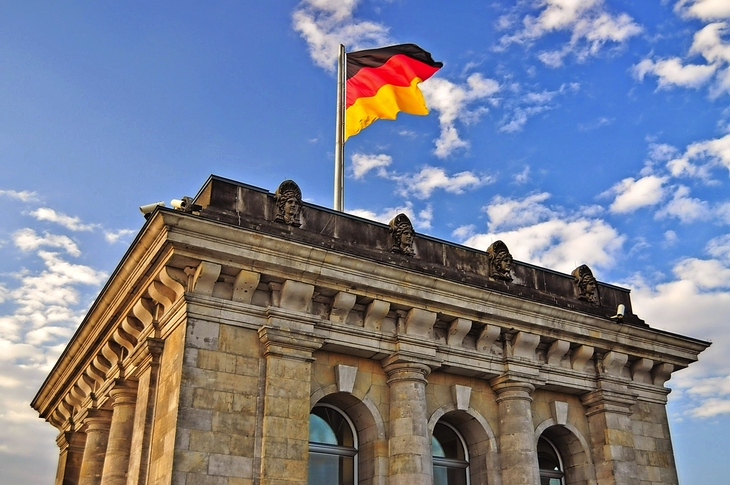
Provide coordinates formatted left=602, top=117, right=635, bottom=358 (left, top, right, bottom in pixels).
left=257, top=314, right=323, bottom=485
left=126, top=338, right=164, bottom=485
left=581, top=388, right=639, bottom=485
left=54, top=430, right=87, bottom=485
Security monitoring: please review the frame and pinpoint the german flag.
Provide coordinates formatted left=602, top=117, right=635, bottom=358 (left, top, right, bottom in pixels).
left=345, top=44, right=442, bottom=140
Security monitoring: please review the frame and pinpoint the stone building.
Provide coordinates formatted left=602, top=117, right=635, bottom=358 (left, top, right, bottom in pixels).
left=32, top=175, right=709, bottom=485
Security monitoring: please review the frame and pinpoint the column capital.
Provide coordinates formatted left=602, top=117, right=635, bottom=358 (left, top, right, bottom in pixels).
left=108, top=379, right=138, bottom=406
left=82, top=409, right=113, bottom=433
left=581, top=389, right=637, bottom=417
left=489, top=376, right=535, bottom=403
left=128, top=338, right=164, bottom=376
left=382, top=361, right=431, bottom=386
left=258, top=325, right=323, bottom=362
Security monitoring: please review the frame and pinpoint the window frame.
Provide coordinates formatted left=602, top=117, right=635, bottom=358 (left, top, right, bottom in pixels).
left=432, top=421, right=471, bottom=484
left=308, top=403, right=359, bottom=484
left=538, top=436, right=566, bottom=485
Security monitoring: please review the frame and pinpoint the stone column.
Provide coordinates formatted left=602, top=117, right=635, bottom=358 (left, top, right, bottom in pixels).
left=100, top=380, right=138, bottom=485
left=490, top=378, right=540, bottom=485
left=257, top=323, right=323, bottom=485
left=54, top=430, right=86, bottom=485
left=382, top=357, right=433, bottom=485
left=79, top=409, right=113, bottom=485
left=126, top=339, right=164, bottom=485
left=581, top=390, right=638, bottom=485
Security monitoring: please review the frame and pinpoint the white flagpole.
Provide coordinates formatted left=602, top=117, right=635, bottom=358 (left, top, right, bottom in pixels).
left=334, top=44, right=346, bottom=212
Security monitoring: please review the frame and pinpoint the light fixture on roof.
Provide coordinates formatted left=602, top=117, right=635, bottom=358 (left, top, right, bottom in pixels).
left=171, top=196, right=202, bottom=213
left=609, top=304, right=625, bottom=323
left=139, top=201, right=165, bottom=219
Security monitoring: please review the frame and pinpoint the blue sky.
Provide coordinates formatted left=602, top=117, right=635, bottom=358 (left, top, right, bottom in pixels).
left=2, top=1, right=730, bottom=483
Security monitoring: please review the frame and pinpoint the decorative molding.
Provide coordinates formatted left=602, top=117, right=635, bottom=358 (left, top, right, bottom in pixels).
left=452, top=384, right=472, bottom=411
left=330, top=292, right=356, bottom=324
left=546, top=340, right=570, bottom=365
left=599, top=351, right=628, bottom=376
left=447, top=318, right=472, bottom=348
left=404, top=308, right=437, bottom=338
left=232, top=269, right=261, bottom=304
left=476, top=324, right=500, bottom=352
left=550, top=401, right=569, bottom=425
left=192, top=261, right=221, bottom=295
left=509, top=331, right=540, bottom=360
left=335, top=364, right=358, bottom=393
left=364, top=300, right=390, bottom=331
left=274, top=179, right=302, bottom=227
left=651, top=363, right=674, bottom=387
left=631, top=358, right=653, bottom=384
left=279, top=280, right=314, bottom=313
left=571, top=345, right=594, bottom=371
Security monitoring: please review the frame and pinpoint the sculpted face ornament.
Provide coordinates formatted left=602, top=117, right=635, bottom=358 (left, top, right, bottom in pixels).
left=389, top=213, right=415, bottom=256
left=572, top=264, right=599, bottom=304
left=274, top=180, right=302, bottom=227
left=487, top=240, right=513, bottom=281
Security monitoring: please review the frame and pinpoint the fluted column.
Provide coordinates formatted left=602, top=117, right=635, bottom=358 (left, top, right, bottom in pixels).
left=54, top=430, right=86, bottom=485
left=382, top=358, right=433, bottom=485
left=100, top=380, right=138, bottom=485
left=490, top=378, right=540, bottom=485
left=79, top=409, right=113, bottom=485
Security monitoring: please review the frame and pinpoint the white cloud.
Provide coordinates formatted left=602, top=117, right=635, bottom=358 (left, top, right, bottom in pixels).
left=633, top=57, right=717, bottom=89
left=349, top=153, right=493, bottom=200
left=420, top=74, right=501, bottom=158
left=347, top=200, right=432, bottom=229
left=462, top=193, right=625, bottom=273
left=350, top=153, right=392, bottom=179
left=485, top=192, right=553, bottom=231
left=0, top=190, right=38, bottom=202
left=28, top=207, right=98, bottom=232
left=676, top=0, right=730, bottom=21
left=514, top=166, right=531, bottom=184
left=292, top=0, right=389, bottom=71
left=397, top=166, right=494, bottom=199
left=104, top=228, right=136, bottom=244
left=673, top=258, right=730, bottom=288
left=605, top=175, right=669, bottom=214
left=451, top=224, right=476, bottom=241
left=655, top=185, right=710, bottom=223
left=667, top=133, right=730, bottom=179
left=499, top=83, right=579, bottom=133
left=500, top=0, right=642, bottom=67
left=629, top=265, right=730, bottom=418
left=707, top=233, right=730, bottom=259
left=634, top=21, right=730, bottom=96
left=12, top=228, right=81, bottom=257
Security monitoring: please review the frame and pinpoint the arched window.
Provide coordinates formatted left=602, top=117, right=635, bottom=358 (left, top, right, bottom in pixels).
left=538, top=436, right=565, bottom=485
left=432, top=421, right=470, bottom=485
left=308, top=404, right=358, bottom=485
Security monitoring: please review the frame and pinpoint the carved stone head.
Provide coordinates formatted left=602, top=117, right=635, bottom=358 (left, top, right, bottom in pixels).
left=572, top=264, right=599, bottom=304
left=389, top=213, right=415, bottom=256
left=487, top=240, right=513, bottom=281
left=274, top=180, right=302, bottom=227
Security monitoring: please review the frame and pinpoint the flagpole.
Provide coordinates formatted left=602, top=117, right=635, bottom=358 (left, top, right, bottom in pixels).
left=334, top=44, right=345, bottom=212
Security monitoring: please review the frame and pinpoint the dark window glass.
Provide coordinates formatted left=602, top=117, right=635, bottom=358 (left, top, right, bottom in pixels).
left=432, top=422, right=469, bottom=485
left=538, top=437, right=565, bottom=485
left=308, top=405, right=357, bottom=485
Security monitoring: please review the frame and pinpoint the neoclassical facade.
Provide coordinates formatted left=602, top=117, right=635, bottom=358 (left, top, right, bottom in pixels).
left=32, top=175, right=709, bottom=485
